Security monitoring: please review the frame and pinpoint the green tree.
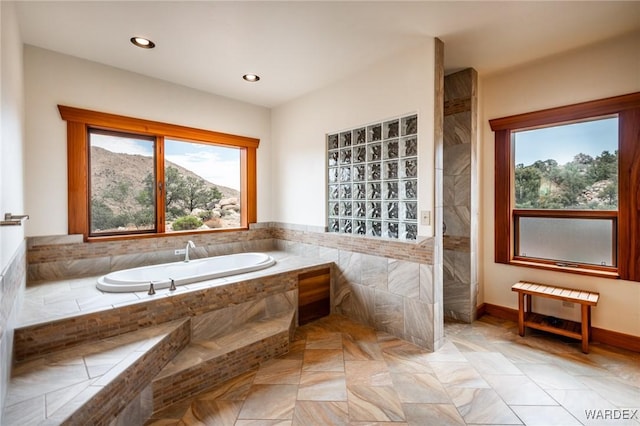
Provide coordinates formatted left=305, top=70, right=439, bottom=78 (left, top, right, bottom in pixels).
left=137, top=173, right=155, bottom=206
left=133, top=173, right=156, bottom=227
left=589, top=150, right=617, bottom=182
left=183, top=175, right=223, bottom=213
left=598, top=181, right=618, bottom=208
left=514, top=164, right=542, bottom=208
left=91, top=198, right=115, bottom=231
left=164, top=167, right=188, bottom=219
left=555, top=162, right=588, bottom=208
left=172, top=215, right=203, bottom=231
left=137, top=166, right=223, bottom=220
left=91, top=178, right=140, bottom=230
left=573, top=153, right=594, bottom=166
left=531, top=159, right=559, bottom=174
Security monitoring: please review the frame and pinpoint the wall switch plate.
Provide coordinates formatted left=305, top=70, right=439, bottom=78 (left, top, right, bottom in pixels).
left=421, top=210, right=431, bottom=226
left=174, top=249, right=186, bottom=255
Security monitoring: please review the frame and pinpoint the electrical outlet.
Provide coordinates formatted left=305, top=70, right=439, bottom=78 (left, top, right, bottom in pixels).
left=421, top=210, right=431, bottom=226
left=562, top=301, right=575, bottom=308
left=174, top=249, right=186, bottom=255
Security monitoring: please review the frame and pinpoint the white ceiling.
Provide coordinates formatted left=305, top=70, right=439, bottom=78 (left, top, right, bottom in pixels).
left=15, top=1, right=640, bottom=108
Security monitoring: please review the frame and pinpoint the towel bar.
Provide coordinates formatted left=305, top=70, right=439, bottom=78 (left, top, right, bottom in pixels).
left=1, top=213, right=29, bottom=226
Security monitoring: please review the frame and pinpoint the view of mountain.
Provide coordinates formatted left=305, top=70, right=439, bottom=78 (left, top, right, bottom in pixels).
left=90, top=146, right=240, bottom=232
left=91, top=146, right=239, bottom=202
left=515, top=150, right=618, bottom=210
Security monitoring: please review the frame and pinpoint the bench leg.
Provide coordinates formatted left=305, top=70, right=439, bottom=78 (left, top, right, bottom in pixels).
left=581, top=304, right=590, bottom=354
left=517, top=292, right=525, bottom=337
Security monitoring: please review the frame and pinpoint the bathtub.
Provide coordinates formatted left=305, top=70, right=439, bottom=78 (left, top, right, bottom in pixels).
left=97, top=252, right=276, bottom=293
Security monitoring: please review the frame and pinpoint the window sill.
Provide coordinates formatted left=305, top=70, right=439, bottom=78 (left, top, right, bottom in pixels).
left=508, top=259, right=619, bottom=280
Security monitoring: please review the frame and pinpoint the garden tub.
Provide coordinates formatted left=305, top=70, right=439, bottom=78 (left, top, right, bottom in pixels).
left=97, top=252, right=276, bottom=292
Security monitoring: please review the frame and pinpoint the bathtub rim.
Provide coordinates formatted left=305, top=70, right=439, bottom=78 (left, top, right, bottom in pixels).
left=96, top=252, right=276, bottom=293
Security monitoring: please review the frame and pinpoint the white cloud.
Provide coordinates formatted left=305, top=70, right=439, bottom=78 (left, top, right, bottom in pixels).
left=166, top=151, right=240, bottom=190
left=92, top=134, right=241, bottom=190
left=91, top=134, right=153, bottom=157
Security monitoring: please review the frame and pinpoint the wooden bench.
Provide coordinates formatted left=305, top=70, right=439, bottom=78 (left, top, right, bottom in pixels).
left=512, top=281, right=599, bottom=353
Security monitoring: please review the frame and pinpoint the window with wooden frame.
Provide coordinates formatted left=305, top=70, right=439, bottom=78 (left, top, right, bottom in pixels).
left=490, top=92, right=640, bottom=282
left=59, top=105, right=259, bottom=241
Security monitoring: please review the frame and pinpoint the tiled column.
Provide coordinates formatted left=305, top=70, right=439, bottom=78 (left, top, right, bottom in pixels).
left=431, top=38, right=445, bottom=349
left=443, top=68, right=478, bottom=322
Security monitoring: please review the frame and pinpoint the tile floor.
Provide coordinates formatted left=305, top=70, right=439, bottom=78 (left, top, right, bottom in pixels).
left=145, top=314, right=640, bottom=426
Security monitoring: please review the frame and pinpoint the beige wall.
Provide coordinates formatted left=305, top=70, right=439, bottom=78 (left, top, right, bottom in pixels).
left=271, top=40, right=436, bottom=237
left=0, top=3, right=26, bottom=420
left=24, top=40, right=436, bottom=239
left=480, top=31, right=640, bottom=336
left=1, top=1, right=25, bottom=269
left=23, top=46, right=274, bottom=236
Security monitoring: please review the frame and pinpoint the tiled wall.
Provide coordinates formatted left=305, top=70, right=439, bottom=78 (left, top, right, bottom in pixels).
left=25, top=222, right=443, bottom=352
left=442, top=68, right=478, bottom=323
left=27, top=228, right=274, bottom=282
left=271, top=224, right=442, bottom=351
left=0, top=240, right=26, bottom=424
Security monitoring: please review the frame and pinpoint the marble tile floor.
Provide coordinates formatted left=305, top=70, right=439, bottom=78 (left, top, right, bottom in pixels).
left=146, top=314, right=640, bottom=426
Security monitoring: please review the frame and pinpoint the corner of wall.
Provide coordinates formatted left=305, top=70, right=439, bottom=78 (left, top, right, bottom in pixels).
left=1, top=2, right=27, bottom=420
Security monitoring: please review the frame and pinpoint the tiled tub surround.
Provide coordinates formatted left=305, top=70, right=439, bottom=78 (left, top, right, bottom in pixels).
left=271, top=225, right=442, bottom=351
left=25, top=223, right=441, bottom=352
left=0, top=240, right=27, bottom=426
left=26, top=228, right=275, bottom=283
left=7, top=252, right=329, bottom=424
left=15, top=251, right=325, bottom=359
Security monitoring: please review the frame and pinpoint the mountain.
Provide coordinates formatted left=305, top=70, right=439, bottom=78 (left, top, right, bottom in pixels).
left=90, top=146, right=239, bottom=212
left=91, top=146, right=240, bottom=198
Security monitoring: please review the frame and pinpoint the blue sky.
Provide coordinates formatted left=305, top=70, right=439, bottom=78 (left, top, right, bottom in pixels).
left=514, top=116, right=618, bottom=166
left=165, top=139, right=240, bottom=190
left=90, top=134, right=240, bottom=190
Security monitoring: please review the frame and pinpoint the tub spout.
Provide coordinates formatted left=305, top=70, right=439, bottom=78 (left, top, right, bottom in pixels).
left=185, top=240, right=196, bottom=262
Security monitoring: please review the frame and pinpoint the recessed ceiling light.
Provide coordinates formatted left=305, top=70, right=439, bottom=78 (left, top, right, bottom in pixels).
left=243, top=73, right=260, bottom=82
left=130, top=37, right=155, bottom=49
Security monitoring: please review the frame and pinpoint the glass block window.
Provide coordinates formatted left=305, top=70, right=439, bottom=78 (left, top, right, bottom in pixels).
left=327, top=114, right=418, bottom=240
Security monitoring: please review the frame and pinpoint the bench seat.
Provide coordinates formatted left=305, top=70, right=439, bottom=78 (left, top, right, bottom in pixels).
left=512, top=281, right=599, bottom=353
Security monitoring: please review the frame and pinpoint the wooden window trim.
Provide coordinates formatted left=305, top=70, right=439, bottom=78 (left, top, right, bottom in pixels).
left=59, top=105, right=259, bottom=241
left=489, top=92, right=640, bottom=282
left=489, top=92, right=640, bottom=131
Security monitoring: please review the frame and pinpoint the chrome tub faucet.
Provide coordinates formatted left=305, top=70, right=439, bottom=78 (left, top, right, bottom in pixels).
left=185, top=240, right=196, bottom=262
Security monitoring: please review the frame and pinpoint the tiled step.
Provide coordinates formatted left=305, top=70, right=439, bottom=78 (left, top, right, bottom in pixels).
left=13, top=265, right=304, bottom=364
left=3, top=319, right=190, bottom=426
left=152, top=311, right=294, bottom=411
